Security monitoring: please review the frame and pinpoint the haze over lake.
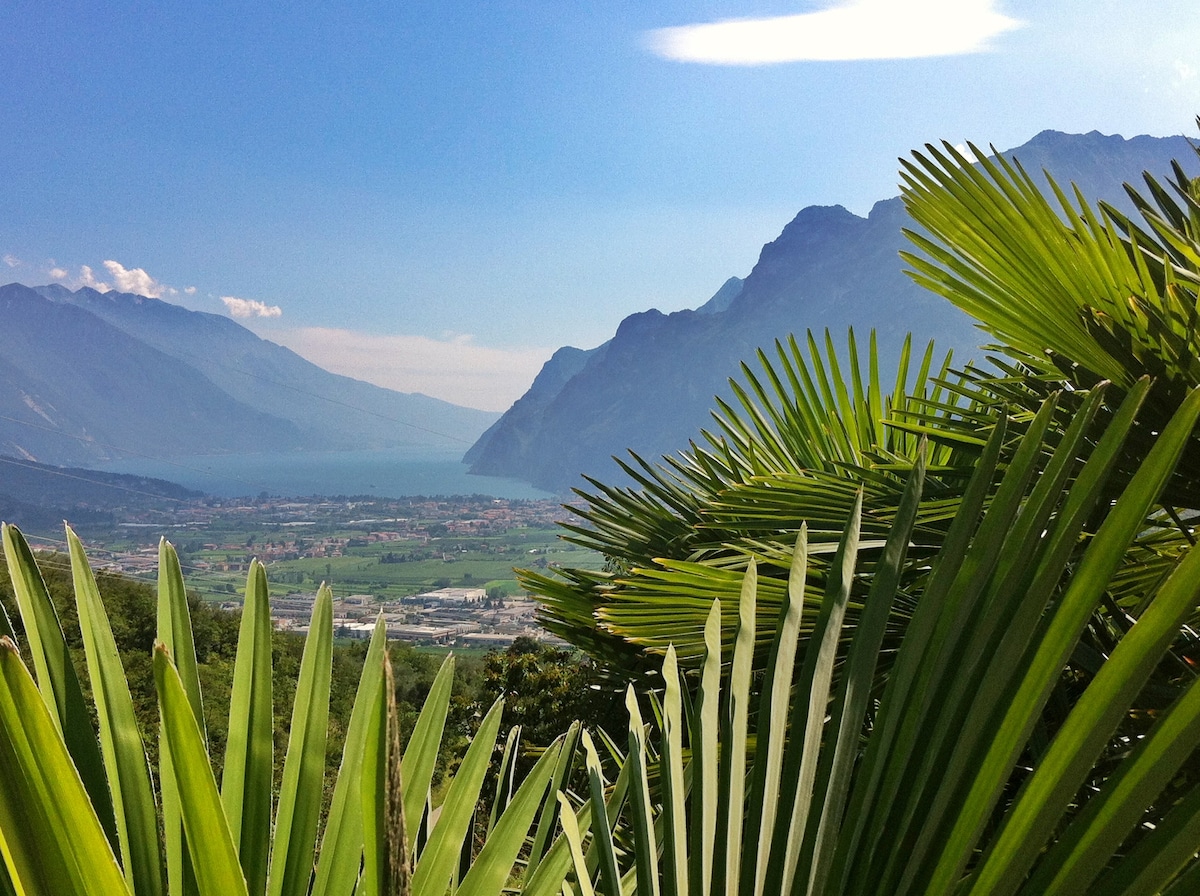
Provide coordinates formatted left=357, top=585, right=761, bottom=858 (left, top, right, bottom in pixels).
left=93, top=448, right=556, bottom=501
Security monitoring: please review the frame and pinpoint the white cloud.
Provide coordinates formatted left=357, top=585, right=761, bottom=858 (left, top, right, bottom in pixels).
left=952, top=142, right=980, bottom=164
left=184, top=286, right=197, bottom=295
left=269, top=326, right=552, bottom=412
left=3, top=254, right=20, bottom=268
left=646, top=0, right=1023, bottom=65
left=79, top=265, right=112, bottom=292
left=49, top=267, right=69, bottom=280
left=102, top=259, right=174, bottom=298
left=222, top=295, right=283, bottom=318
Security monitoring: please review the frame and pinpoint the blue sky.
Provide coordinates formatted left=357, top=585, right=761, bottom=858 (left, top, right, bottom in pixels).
left=2, top=1, right=1198, bottom=410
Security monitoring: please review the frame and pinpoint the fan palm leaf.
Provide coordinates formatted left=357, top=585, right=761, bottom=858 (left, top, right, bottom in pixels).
left=522, top=329, right=986, bottom=676
left=568, top=380, right=1200, bottom=895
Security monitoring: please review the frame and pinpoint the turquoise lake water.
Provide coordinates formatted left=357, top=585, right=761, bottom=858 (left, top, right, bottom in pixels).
left=93, top=448, right=558, bottom=500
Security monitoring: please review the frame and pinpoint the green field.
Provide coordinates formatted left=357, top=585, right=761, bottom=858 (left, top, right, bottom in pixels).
left=183, top=526, right=601, bottom=602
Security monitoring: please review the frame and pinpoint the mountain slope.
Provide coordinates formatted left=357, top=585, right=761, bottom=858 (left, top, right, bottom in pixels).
left=0, top=283, right=305, bottom=465
left=0, top=454, right=201, bottom=531
left=36, top=285, right=497, bottom=451
left=467, top=130, right=1200, bottom=493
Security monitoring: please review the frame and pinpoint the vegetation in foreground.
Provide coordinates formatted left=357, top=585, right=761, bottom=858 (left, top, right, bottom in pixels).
left=4, top=127, right=1200, bottom=894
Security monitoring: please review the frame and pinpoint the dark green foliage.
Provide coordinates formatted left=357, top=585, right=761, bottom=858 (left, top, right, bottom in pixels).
left=480, top=637, right=625, bottom=751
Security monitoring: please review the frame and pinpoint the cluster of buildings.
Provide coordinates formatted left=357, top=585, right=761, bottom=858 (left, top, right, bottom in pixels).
left=271, top=586, right=545, bottom=648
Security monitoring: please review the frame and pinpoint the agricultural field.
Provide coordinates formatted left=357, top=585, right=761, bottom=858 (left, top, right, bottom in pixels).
left=40, top=494, right=603, bottom=606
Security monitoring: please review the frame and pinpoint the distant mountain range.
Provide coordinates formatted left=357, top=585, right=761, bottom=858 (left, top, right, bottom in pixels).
left=0, top=283, right=497, bottom=467
left=466, top=130, right=1200, bottom=493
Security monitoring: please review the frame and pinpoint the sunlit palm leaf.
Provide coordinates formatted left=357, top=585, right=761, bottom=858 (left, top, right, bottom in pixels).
left=0, top=523, right=117, bottom=847
left=523, top=329, right=980, bottom=678
left=575, top=381, right=1200, bottom=895
left=0, top=638, right=132, bottom=896
left=67, top=527, right=162, bottom=896
left=221, top=560, right=274, bottom=894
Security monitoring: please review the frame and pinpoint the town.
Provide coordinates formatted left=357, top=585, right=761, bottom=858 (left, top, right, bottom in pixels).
left=23, top=492, right=600, bottom=649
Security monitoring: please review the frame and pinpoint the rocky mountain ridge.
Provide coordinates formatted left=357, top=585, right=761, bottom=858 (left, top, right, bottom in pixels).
left=466, top=130, right=1200, bottom=493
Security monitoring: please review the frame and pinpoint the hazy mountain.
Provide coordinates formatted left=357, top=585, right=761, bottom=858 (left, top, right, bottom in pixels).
left=0, top=282, right=307, bottom=465
left=1, top=282, right=498, bottom=467
left=467, top=130, right=1200, bottom=493
left=35, top=284, right=497, bottom=452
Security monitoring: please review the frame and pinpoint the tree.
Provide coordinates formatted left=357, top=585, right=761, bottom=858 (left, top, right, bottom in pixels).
left=523, top=132, right=1200, bottom=691
left=480, top=638, right=624, bottom=754
left=532, top=131, right=1200, bottom=892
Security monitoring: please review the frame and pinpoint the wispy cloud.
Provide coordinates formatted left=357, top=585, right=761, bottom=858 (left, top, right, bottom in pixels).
left=3, top=254, right=20, bottom=268
left=222, top=295, right=283, bottom=318
left=269, top=326, right=552, bottom=412
left=1173, top=59, right=1197, bottom=88
left=646, top=0, right=1023, bottom=65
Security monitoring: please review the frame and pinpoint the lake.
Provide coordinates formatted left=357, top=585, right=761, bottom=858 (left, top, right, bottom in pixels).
left=93, top=448, right=558, bottom=500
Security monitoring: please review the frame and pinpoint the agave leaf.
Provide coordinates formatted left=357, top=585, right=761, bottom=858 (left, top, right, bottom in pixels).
left=712, top=558, right=757, bottom=891
left=311, top=616, right=387, bottom=896
left=742, top=526, right=807, bottom=896
left=658, top=647, right=688, bottom=896
left=0, top=595, right=12, bottom=644
left=582, top=728, right=623, bottom=895
left=362, top=646, right=408, bottom=896
left=488, top=726, right=521, bottom=835
left=624, top=687, right=659, bottom=896
left=157, top=539, right=202, bottom=896
left=457, top=739, right=563, bottom=896
left=155, top=645, right=249, bottom=896
left=0, top=523, right=116, bottom=845
left=809, top=449, right=924, bottom=895
left=688, top=599, right=721, bottom=894
left=221, top=560, right=274, bottom=895
left=157, top=540, right=204, bottom=728
left=525, top=719, right=581, bottom=882
left=66, top=526, right=162, bottom=896
left=268, top=585, right=333, bottom=896
left=0, top=637, right=131, bottom=896
left=556, top=793, right=598, bottom=896
left=769, top=497, right=861, bottom=895
left=410, top=697, right=505, bottom=896
left=828, top=416, right=1007, bottom=892
left=400, top=653, right=455, bottom=847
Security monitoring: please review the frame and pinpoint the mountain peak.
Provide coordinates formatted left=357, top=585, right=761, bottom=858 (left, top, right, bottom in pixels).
left=466, top=130, right=1200, bottom=493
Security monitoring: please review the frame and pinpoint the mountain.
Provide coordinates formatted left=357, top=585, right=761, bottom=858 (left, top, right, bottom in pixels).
left=34, top=284, right=496, bottom=453
left=0, top=283, right=498, bottom=466
left=0, top=454, right=201, bottom=532
left=466, top=130, right=1200, bottom=493
left=0, top=282, right=307, bottom=464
